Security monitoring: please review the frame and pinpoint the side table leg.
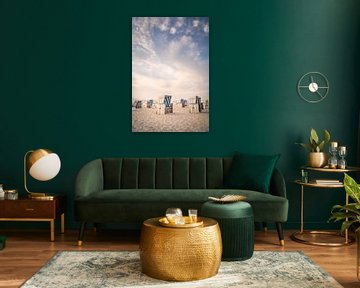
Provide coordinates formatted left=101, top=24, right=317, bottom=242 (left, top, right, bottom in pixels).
left=50, top=219, right=55, bottom=242
left=61, top=213, right=65, bottom=234
left=345, top=193, right=349, bottom=243
left=300, top=185, right=304, bottom=233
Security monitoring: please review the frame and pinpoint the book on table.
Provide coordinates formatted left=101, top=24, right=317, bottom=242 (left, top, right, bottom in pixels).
left=314, top=179, right=341, bottom=185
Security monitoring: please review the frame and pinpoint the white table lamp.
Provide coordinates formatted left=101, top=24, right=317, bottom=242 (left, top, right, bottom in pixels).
left=24, top=148, right=61, bottom=199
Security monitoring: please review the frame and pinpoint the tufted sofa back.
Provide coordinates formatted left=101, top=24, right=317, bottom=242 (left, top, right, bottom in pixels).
left=102, top=158, right=234, bottom=190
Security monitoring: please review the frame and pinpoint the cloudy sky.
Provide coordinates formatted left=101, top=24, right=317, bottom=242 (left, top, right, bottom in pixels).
left=132, top=17, right=209, bottom=102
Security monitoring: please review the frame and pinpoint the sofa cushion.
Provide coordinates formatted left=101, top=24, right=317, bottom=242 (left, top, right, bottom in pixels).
left=224, top=153, right=280, bottom=193
left=75, top=188, right=288, bottom=222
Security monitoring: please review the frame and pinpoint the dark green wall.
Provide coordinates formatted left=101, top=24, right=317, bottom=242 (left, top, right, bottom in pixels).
left=1, top=0, right=359, bottom=230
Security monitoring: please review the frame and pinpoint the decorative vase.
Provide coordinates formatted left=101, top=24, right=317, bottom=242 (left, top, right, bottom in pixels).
left=308, top=152, right=328, bottom=168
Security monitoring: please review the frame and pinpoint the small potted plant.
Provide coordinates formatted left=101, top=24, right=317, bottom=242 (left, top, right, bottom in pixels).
left=329, top=173, right=360, bottom=279
left=296, top=128, right=330, bottom=167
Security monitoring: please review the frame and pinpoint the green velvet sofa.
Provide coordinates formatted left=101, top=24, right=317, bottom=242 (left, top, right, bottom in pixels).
left=74, top=157, right=288, bottom=245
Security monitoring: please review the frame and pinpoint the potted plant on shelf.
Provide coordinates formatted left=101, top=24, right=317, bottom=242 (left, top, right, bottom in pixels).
left=329, top=173, right=360, bottom=279
left=296, top=128, right=330, bottom=167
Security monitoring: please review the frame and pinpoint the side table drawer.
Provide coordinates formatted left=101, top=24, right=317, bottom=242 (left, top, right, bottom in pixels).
left=2, top=201, right=55, bottom=218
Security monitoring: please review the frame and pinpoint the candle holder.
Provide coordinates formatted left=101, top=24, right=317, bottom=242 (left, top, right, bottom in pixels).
left=301, top=169, right=309, bottom=183
left=337, top=146, right=347, bottom=169
left=328, top=142, right=338, bottom=169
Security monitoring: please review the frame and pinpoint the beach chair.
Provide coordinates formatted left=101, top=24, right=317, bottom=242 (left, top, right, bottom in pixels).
left=180, top=99, right=188, bottom=107
left=196, top=96, right=202, bottom=112
left=147, top=100, right=154, bottom=108
left=204, top=100, right=209, bottom=112
left=189, top=97, right=200, bottom=113
left=156, top=95, right=173, bottom=115
left=134, top=101, right=142, bottom=109
left=164, top=95, right=173, bottom=114
left=156, top=97, right=165, bottom=115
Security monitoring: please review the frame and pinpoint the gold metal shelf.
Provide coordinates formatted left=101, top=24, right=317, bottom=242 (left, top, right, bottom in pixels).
left=301, top=166, right=360, bottom=173
left=294, top=180, right=343, bottom=188
left=292, top=166, right=360, bottom=246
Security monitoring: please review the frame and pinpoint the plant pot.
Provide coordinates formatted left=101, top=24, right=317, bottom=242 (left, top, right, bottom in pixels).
left=307, top=152, right=328, bottom=168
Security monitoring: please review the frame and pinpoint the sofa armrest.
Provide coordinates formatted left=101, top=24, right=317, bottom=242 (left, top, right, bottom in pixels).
left=269, top=168, right=287, bottom=198
left=75, top=159, right=104, bottom=199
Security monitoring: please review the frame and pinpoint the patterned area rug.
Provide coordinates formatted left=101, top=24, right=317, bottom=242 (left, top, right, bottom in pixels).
left=21, top=251, right=342, bottom=288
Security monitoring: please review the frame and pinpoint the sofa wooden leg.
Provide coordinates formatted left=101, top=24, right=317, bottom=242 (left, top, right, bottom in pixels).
left=262, top=222, right=268, bottom=232
left=276, top=222, right=284, bottom=246
left=77, top=222, right=86, bottom=246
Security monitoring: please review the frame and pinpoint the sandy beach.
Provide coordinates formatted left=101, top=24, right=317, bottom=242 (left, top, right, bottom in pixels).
left=132, top=105, right=209, bottom=132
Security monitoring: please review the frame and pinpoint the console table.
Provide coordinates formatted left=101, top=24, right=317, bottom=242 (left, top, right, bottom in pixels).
left=291, top=166, right=359, bottom=246
left=0, top=195, right=66, bottom=241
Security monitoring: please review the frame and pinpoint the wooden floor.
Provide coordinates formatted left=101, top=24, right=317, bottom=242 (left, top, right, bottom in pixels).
left=0, top=228, right=358, bottom=288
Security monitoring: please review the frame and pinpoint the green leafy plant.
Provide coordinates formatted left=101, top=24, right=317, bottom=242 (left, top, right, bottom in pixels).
left=329, top=173, right=360, bottom=233
left=296, top=128, right=331, bottom=152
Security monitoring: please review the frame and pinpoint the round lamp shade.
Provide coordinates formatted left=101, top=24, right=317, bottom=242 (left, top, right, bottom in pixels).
left=28, top=149, right=61, bottom=181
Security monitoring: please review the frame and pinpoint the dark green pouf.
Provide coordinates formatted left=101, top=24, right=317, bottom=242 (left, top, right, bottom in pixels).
left=201, top=201, right=254, bottom=261
left=0, top=236, right=6, bottom=250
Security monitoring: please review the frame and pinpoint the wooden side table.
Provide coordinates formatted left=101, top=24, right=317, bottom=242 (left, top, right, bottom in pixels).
left=0, top=195, right=66, bottom=241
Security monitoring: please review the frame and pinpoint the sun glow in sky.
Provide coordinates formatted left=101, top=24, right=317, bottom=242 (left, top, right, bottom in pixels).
left=132, top=17, right=209, bottom=102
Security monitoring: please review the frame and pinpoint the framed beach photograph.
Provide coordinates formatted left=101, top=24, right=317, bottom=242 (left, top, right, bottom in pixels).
left=132, top=17, right=209, bottom=132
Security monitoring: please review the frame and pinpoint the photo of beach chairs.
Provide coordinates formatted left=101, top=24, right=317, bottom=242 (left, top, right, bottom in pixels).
left=132, top=17, right=209, bottom=132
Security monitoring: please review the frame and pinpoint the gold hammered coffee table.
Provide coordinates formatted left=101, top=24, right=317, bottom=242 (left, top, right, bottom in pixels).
left=139, top=217, right=222, bottom=281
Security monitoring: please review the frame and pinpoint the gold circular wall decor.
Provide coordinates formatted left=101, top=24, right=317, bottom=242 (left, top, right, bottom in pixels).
left=297, top=72, right=329, bottom=103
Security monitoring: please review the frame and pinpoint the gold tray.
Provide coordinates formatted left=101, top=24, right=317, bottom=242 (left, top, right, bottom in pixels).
left=159, top=216, right=204, bottom=228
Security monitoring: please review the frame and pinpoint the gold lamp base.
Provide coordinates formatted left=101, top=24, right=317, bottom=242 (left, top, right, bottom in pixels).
left=28, top=192, right=55, bottom=200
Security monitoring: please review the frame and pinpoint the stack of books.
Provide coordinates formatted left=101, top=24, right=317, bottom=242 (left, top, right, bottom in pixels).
left=314, top=179, right=341, bottom=185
